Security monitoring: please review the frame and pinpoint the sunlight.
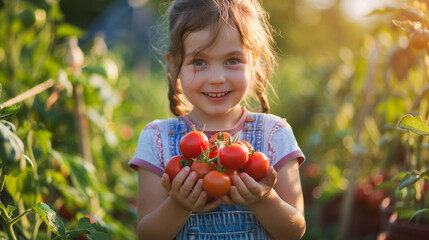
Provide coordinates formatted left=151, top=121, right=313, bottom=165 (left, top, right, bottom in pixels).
left=341, top=0, right=397, bottom=21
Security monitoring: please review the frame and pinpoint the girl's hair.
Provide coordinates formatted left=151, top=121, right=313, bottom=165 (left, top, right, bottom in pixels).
left=167, top=0, right=277, bottom=116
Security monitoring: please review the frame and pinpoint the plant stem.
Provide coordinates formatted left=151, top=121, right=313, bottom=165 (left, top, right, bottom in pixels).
left=73, top=84, right=93, bottom=163
left=9, top=208, right=32, bottom=225
left=0, top=206, right=17, bottom=240
left=416, top=135, right=423, bottom=171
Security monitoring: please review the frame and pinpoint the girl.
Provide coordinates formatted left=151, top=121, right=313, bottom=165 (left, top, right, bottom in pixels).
left=129, top=0, right=306, bottom=239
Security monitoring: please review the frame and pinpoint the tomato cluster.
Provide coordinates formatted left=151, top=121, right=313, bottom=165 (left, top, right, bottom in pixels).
left=165, top=128, right=269, bottom=198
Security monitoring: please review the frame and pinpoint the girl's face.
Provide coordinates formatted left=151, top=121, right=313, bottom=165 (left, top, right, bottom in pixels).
left=173, top=26, right=253, bottom=127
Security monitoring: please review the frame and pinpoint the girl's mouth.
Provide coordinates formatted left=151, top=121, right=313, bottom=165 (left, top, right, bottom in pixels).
left=204, top=92, right=230, bottom=98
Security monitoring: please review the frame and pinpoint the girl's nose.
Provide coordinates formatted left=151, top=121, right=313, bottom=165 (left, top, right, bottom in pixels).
left=207, top=65, right=226, bottom=84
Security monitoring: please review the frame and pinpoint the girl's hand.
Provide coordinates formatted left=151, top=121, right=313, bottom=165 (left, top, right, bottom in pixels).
left=222, top=167, right=277, bottom=206
left=161, top=166, right=222, bottom=212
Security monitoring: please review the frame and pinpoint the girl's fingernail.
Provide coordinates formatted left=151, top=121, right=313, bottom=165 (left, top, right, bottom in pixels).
left=184, top=166, right=190, bottom=172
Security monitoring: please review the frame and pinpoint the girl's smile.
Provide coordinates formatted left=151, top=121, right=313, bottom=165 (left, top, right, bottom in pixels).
left=203, top=91, right=231, bottom=101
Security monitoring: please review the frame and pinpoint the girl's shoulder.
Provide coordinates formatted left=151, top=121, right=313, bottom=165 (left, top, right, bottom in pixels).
left=246, top=111, right=289, bottom=129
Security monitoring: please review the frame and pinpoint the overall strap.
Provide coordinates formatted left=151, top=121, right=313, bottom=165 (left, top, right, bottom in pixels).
left=167, top=117, right=188, bottom=158
left=241, top=113, right=266, bottom=152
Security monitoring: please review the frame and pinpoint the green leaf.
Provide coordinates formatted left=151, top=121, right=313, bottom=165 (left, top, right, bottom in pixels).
left=55, top=23, right=84, bottom=38
left=399, top=174, right=421, bottom=189
left=0, top=104, right=21, bottom=120
left=6, top=205, right=17, bottom=217
left=393, top=171, right=408, bottom=181
left=32, top=202, right=66, bottom=240
left=66, top=217, right=112, bottom=240
left=22, top=155, right=34, bottom=174
left=34, top=129, right=52, bottom=154
left=397, top=114, right=429, bottom=136
left=409, top=208, right=429, bottom=222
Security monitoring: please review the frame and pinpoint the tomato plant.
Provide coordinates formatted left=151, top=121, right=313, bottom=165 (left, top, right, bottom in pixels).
left=0, top=0, right=136, bottom=238
left=242, top=152, right=269, bottom=181
left=203, top=170, right=231, bottom=198
left=179, top=127, right=209, bottom=161
left=0, top=108, right=111, bottom=240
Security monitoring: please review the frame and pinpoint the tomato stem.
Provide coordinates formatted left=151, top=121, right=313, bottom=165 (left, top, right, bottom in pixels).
left=179, top=157, right=192, bottom=168
left=207, top=156, right=219, bottom=164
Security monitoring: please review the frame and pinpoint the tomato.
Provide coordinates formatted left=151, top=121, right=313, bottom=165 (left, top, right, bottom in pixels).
left=190, top=161, right=216, bottom=178
left=203, top=170, right=231, bottom=198
left=208, top=142, right=219, bottom=159
left=219, top=143, right=248, bottom=170
left=179, top=130, right=209, bottom=160
left=208, top=132, right=231, bottom=159
left=237, top=140, right=252, bottom=152
left=165, top=155, right=185, bottom=181
left=209, top=132, right=231, bottom=143
left=242, top=152, right=269, bottom=181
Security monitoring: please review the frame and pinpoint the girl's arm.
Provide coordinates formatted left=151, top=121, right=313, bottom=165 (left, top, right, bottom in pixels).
left=137, top=166, right=222, bottom=239
left=136, top=167, right=190, bottom=239
left=225, top=159, right=306, bottom=240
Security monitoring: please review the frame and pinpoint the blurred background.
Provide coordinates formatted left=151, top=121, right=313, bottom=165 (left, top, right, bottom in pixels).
left=1, top=0, right=429, bottom=239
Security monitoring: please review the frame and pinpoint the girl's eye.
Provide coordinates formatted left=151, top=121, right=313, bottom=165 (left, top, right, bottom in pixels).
left=226, top=58, right=240, bottom=65
left=193, top=59, right=206, bottom=66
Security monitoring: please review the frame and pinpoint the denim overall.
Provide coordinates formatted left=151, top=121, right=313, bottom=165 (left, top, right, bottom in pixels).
left=167, top=113, right=273, bottom=240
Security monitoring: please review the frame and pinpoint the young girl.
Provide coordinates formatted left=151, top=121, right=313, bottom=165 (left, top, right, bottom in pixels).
left=129, top=0, right=306, bottom=239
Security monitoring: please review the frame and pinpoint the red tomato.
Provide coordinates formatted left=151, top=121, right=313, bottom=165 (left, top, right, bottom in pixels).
left=190, top=161, right=216, bottom=178
left=208, top=142, right=219, bottom=159
left=209, top=132, right=231, bottom=144
left=165, top=155, right=184, bottom=181
left=208, top=132, right=231, bottom=159
left=219, top=144, right=248, bottom=170
left=203, top=170, right=231, bottom=198
left=237, top=140, right=252, bottom=152
left=242, top=152, right=269, bottom=181
left=179, top=130, right=209, bottom=160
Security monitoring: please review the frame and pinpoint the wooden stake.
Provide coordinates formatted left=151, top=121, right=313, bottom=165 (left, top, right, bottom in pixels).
left=1, top=79, right=55, bottom=107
